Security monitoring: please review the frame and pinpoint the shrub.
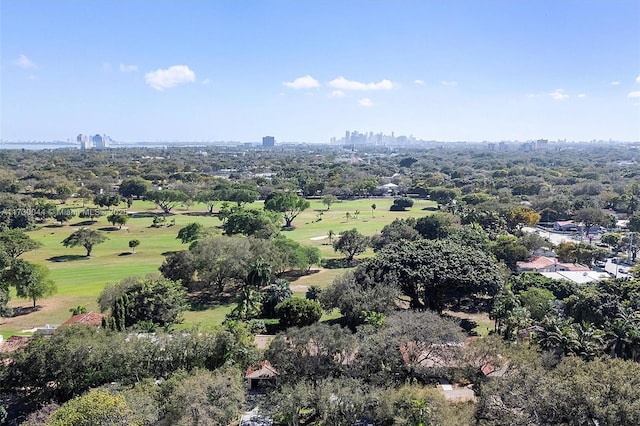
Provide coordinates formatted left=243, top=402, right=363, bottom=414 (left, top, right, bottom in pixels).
left=275, top=298, right=322, bottom=328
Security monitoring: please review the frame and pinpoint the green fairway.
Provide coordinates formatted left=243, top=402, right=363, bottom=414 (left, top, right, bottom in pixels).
left=0, top=197, right=436, bottom=338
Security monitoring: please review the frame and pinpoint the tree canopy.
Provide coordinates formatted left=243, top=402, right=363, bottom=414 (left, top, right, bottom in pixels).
left=264, top=191, right=310, bottom=228
left=61, top=227, right=108, bottom=257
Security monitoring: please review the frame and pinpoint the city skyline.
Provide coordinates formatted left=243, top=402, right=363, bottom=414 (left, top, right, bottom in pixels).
left=2, top=1, right=639, bottom=143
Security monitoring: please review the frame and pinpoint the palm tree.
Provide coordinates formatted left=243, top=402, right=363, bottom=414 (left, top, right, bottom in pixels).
left=262, top=279, right=292, bottom=317
left=246, top=258, right=272, bottom=289
left=569, top=321, right=605, bottom=361
left=230, top=287, right=262, bottom=320
left=605, top=307, right=640, bottom=361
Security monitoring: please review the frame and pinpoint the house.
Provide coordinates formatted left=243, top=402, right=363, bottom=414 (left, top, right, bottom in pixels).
left=516, top=256, right=590, bottom=273
left=540, top=271, right=612, bottom=284
left=553, top=220, right=578, bottom=232
left=245, top=361, right=279, bottom=390
left=61, top=311, right=105, bottom=327
left=0, top=335, right=31, bottom=354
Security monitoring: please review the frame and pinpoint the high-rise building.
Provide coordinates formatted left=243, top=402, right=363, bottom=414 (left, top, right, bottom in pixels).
left=77, top=134, right=91, bottom=150
left=262, top=136, right=275, bottom=148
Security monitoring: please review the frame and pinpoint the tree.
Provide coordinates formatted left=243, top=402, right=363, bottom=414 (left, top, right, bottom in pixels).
left=264, top=191, right=311, bottom=228
left=601, top=232, right=622, bottom=248
left=188, top=236, right=257, bottom=293
left=428, top=187, right=460, bottom=206
left=371, top=217, right=420, bottom=251
left=219, top=183, right=259, bottom=206
left=320, top=271, right=400, bottom=328
left=69, top=305, right=87, bottom=316
left=322, top=194, right=338, bottom=210
left=0, top=229, right=42, bottom=258
left=574, top=207, right=607, bottom=236
left=145, top=189, right=188, bottom=214
left=106, top=212, right=128, bottom=229
left=161, top=368, right=246, bottom=426
left=176, top=222, right=204, bottom=244
left=128, top=239, right=140, bottom=253
left=61, top=228, right=107, bottom=257
left=47, top=390, right=143, bottom=426
left=118, top=177, right=151, bottom=199
left=159, top=250, right=196, bottom=288
left=518, top=286, right=554, bottom=321
left=2, top=259, right=57, bottom=308
left=390, top=197, right=414, bottom=211
left=76, top=187, right=94, bottom=207
left=93, top=193, right=121, bottom=210
left=556, top=241, right=608, bottom=265
left=99, top=274, right=187, bottom=330
left=266, top=323, right=357, bottom=384
left=360, top=239, right=504, bottom=312
left=262, top=279, right=293, bottom=318
left=246, top=257, right=273, bottom=288
left=223, top=207, right=281, bottom=239
left=275, top=297, right=322, bottom=328
left=195, top=189, right=221, bottom=214
left=54, top=208, right=75, bottom=225
left=491, top=234, right=530, bottom=271
left=357, top=311, right=465, bottom=382
left=415, top=213, right=456, bottom=239
left=505, top=206, right=541, bottom=230
left=229, top=286, right=263, bottom=320
left=475, top=357, right=640, bottom=426
left=628, top=213, right=640, bottom=233
left=333, top=228, right=369, bottom=264
left=54, top=182, right=75, bottom=202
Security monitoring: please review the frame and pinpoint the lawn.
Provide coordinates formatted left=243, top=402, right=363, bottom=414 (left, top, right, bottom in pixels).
left=0, top=197, right=437, bottom=338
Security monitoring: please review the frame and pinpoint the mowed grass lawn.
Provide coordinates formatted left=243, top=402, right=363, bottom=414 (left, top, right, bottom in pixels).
left=0, top=197, right=437, bottom=338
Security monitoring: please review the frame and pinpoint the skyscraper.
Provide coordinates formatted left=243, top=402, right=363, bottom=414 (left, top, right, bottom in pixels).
left=262, top=136, right=275, bottom=148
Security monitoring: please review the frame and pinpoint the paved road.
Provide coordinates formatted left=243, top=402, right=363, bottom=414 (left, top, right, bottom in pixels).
left=521, top=226, right=582, bottom=245
left=603, top=258, right=633, bottom=279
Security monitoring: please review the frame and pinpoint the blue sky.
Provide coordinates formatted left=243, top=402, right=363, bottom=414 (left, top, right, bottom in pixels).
left=2, top=0, right=639, bottom=143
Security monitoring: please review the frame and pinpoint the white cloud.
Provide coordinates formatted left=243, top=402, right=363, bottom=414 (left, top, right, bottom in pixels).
left=628, top=91, right=640, bottom=98
left=119, top=63, right=138, bottom=72
left=636, top=75, right=640, bottom=83
left=550, top=89, right=569, bottom=101
left=283, top=75, right=320, bottom=89
left=610, top=81, right=620, bottom=86
left=329, top=90, right=345, bottom=98
left=577, top=93, right=587, bottom=98
left=145, top=65, right=196, bottom=91
left=441, top=80, right=458, bottom=86
left=328, top=76, right=394, bottom=91
left=15, top=54, right=36, bottom=69
left=414, top=79, right=425, bottom=85
left=358, top=98, right=374, bottom=107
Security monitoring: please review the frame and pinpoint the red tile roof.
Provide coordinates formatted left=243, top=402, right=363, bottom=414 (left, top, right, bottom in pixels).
left=246, top=361, right=279, bottom=379
left=61, top=311, right=105, bottom=327
left=517, top=256, right=557, bottom=270
left=0, top=335, right=31, bottom=353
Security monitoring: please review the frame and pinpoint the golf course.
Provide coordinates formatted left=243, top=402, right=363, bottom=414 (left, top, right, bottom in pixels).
left=1, top=197, right=438, bottom=338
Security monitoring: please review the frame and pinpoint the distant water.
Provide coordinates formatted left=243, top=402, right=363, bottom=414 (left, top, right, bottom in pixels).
left=0, top=143, right=80, bottom=150
left=0, top=142, right=226, bottom=150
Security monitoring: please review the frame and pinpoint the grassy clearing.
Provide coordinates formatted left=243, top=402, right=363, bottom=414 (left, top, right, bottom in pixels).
left=0, top=198, right=436, bottom=338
